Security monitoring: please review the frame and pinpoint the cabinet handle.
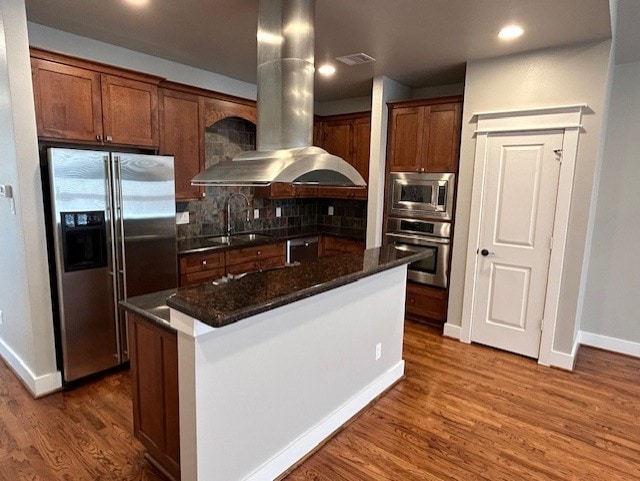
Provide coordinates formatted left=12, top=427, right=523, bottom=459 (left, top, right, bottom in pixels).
left=96, top=135, right=103, bottom=141
left=202, top=260, right=207, bottom=265
left=106, top=135, right=113, bottom=142
left=257, top=250, right=261, bottom=256
left=201, top=192, right=207, bottom=198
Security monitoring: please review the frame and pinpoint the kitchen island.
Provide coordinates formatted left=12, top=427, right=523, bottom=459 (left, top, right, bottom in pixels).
left=123, top=245, right=427, bottom=481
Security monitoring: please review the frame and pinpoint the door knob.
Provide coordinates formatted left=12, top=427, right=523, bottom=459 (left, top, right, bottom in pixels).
left=480, top=249, right=494, bottom=257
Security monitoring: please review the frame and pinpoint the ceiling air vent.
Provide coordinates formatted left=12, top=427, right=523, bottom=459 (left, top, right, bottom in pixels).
left=336, top=52, right=376, bottom=66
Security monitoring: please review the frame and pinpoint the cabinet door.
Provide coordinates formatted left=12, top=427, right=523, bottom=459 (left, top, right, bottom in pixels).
left=388, top=106, right=427, bottom=172
left=160, top=89, right=202, bottom=200
left=128, top=313, right=180, bottom=480
left=405, top=282, right=448, bottom=324
left=101, top=74, right=159, bottom=147
left=423, top=103, right=461, bottom=173
left=31, top=58, right=103, bottom=142
left=352, top=116, right=371, bottom=182
left=321, top=120, right=353, bottom=162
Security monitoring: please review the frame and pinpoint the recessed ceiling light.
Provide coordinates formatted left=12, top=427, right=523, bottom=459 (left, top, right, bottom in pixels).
left=318, top=64, right=336, bottom=76
left=498, top=25, right=524, bottom=40
left=123, top=0, right=149, bottom=7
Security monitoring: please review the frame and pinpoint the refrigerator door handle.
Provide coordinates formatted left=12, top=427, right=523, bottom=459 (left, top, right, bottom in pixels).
left=114, top=155, right=129, bottom=360
left=114, top=155, right=128, bottom=302
left=106, top=155, right=122, bottom=362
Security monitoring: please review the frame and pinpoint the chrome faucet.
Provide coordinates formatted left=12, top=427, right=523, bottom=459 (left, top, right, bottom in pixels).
left=226, top=192, right=251, bottom=235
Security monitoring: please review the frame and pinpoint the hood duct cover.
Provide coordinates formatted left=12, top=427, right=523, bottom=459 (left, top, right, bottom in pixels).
left=192, top=0, right=367, bottom=187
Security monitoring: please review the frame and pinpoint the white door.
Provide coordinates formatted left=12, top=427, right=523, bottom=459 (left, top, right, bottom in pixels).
left=471, top=130, right=563, bottom=358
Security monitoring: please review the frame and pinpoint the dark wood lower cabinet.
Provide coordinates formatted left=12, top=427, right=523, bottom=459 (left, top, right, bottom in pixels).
left=405, top=282, right=448, bottom=329
left=128, top=313, right=180, bottom=481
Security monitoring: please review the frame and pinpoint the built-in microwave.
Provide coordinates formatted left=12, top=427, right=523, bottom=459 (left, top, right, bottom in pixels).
left=387, top=172, right=455, bottom=221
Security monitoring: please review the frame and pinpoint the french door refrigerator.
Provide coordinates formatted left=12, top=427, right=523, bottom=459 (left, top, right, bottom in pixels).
left=47, top=147, right=178, bottom=382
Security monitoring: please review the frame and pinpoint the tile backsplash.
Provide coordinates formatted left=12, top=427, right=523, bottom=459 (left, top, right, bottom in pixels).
left=176, top=116, right=366, bottom=239
left=176, top=190, right=366, bottom=239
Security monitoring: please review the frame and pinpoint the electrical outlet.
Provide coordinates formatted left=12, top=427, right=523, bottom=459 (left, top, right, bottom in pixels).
left=328, top=206, right=334, bottom=216
left=275, top=207, right=282, bottom=217
left=0, top=310, right=4, bottom=326
left=375, top=342, right=382, bottom=360
left=254, top=208, right=260, bottom=219
left=176, top=211, right=190, bottom=225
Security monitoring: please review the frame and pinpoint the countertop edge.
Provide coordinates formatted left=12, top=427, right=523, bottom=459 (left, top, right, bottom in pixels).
left=166, top=252, right=420, bottom=328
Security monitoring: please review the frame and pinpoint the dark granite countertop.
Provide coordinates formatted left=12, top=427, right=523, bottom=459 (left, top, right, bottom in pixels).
left=176, top=225, right=365, bottom=255
left=166, top=245, right=426, bottom=329
left=120, top=288, right=176, bottom=331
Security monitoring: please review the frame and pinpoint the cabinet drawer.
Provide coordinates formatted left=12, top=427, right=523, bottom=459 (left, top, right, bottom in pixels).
left=179, top=251, right=225, bottom=274
left=405, top=283, right=447, bottom=321
left=225, top=255, right=285, bottom=276
left=180, top=268, right=225, bottom=287
left=225, top=242, right=285, bottom=265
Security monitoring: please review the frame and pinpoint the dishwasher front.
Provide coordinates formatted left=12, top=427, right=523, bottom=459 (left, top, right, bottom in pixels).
left=286, top=236, right=319, bottom=263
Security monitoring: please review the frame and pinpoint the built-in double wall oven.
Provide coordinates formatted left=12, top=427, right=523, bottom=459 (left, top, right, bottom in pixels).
left=384, top=172, right=455, bottom=289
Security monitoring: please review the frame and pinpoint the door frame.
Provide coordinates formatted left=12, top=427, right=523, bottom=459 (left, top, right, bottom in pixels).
left=460, top=105, right=586, bottom=367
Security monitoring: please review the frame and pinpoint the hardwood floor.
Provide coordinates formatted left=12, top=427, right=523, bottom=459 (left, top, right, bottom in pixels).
left=1, top=321, right=640, bottom=480
left=0, top=363, right=165, bottom=480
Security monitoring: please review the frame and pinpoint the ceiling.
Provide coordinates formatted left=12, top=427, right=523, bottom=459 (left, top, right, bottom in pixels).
left=24, top=0, right=612, bottom=102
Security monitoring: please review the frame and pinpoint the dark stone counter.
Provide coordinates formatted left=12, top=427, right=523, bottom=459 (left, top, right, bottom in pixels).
left=166, top=245, right=425, bottom=329
left=176, top=225, right=364, bottom=255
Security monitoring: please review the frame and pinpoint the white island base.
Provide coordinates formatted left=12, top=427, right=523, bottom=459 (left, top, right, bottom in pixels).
left=169, top=265, right=408, bottom=481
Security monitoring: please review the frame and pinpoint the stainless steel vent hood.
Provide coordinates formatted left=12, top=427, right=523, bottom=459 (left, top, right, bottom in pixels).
left=192, top=0, right=366, bottom=187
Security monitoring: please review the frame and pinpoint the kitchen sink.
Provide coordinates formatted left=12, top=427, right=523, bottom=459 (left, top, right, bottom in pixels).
left=231, top=233, right=273, bottom=242
left=207, top=233, right=272, bottom=245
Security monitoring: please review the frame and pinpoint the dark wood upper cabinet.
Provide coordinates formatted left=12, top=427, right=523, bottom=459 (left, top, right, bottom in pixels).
left=315, top=112, right=371, bottom=184
left=31, top=58, right=103, bottom=143
left=387, top=97, right=462, bottom=173
left=101, top=74, right=159, bottom=147
left=30, top=48, right=162, bottom=148
left=353, top=116, right=371, bottom=183
left=159, top=88, right=202, bottom=201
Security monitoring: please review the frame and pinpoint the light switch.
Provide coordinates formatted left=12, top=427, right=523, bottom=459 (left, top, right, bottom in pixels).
left=176, top=211, right=190, bottom=224
left=254, top=208, right=260, bottom=219
left=328, top=206, right=334, bottom=216
left=275, top=207, right=282, bottom=217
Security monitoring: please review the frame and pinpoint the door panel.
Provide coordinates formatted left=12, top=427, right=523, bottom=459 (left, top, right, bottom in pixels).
left=495, top=145, right=543, bottom=246
left=471, top=131, right=563, bottom=358
left=488, top=264, right=530, bottom=329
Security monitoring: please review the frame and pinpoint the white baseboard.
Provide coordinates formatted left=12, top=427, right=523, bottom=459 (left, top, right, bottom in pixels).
left=0, top=337, right=62, bottom=397
left=579, top=331, right=640, bottom=358
left=443, top=323, right=461, bottom=339
left=246, top=361, right=405, bottom=481
left=544, top=336, right=580, bottom=371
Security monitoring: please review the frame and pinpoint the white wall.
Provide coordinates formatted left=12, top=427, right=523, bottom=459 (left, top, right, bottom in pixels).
left=314, top=96, right=372, bottom=116
left=448, top=40, right=613, bottom=355
left=580, top=60, right=640, bottom=343
left=366, top=76, right=411, bottom=248
left=27, top=22, right=257, bottom=100
left=412, top=82, right=464, bottom=99
left=0, top=0, right=60, bottom=395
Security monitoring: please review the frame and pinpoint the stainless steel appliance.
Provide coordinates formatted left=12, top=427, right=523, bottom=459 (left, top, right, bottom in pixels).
left=286, top=236, right=319, bottom=263
left=387, top=172, right=455, bottom=220
left=47, top=147, right=177, bottom=382
left=191, top=0, right=366, bottom=187
left=384, top=218, right=451, bottom=288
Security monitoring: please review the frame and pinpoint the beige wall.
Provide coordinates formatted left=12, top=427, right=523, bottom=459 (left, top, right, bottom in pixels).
left=448, top=40, right=613, bottom=354
left=0, top=0, right=59, bottom=395
left=581, top=60, right=640, bottom=342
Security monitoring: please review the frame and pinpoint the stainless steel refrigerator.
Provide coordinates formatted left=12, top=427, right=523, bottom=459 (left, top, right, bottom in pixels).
left=47, top=147, right=177, bottom=382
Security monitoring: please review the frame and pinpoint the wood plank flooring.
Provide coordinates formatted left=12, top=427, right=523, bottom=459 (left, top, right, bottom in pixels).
left=1, top=320, right=640, bottom=480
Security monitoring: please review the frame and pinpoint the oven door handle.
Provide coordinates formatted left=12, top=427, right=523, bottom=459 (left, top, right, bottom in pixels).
left=385, top=232, right=450, bottom=246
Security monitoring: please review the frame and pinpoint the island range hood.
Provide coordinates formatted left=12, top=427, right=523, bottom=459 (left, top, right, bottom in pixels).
left=192, top=0, right=366, bottom=187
